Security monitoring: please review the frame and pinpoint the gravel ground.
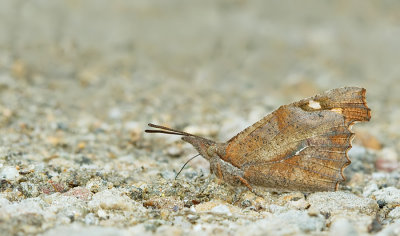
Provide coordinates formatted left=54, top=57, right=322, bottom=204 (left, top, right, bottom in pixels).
left=1, top=1, right=400, bottom=235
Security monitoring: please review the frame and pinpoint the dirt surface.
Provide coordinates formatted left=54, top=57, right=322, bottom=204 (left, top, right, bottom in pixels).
left=1, top=1, right=400, bottom=235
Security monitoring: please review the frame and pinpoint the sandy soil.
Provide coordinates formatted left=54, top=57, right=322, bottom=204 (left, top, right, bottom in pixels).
left=1, top=1, right=400, bottom=235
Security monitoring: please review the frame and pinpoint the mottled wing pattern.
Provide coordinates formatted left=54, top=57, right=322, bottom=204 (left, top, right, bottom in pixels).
left=223, top=87, right=370, bottom=191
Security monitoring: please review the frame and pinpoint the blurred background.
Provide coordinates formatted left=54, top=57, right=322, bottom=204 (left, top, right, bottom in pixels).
left=1, top=0, right=399, bottom=145
left=1, top=0, right=399, bottom=166
left=1, top=1, right=400, bottom=234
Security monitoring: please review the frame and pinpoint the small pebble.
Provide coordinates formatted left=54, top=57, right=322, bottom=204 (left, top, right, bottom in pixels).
left=211, top=204, right=232, bottom=216
left=84, top=213, right=99, bottom=225
left=289, top=199, right=310, bottom=210
left=88, top=188, right=133, bottom=211
left=241, top=199, right=251, bottom=207
left=330, top=218, right=357, bottom=236
left=64, top=187, right=93, bottom=201
left=0, top=166, right=20, bottom=181
left=187, top=214, right=199, bottom=222
left=0, top=196, right=10, bottom=206
left=143, top=196, right=183, bottom=211
left=97, top=209, right=107, bottom=219
left=363, top=183, right=379, bottom=197
left=307, top=192, right=378, bottom=215
left=161, top=170, right=175, bottom=180
left=173, top=216, right=191, bottom=228
left=372, top=187, right=400, bottom=206
left=388, top=207, right=400, bottom=219
left=377, top=199, right=386, bottom=208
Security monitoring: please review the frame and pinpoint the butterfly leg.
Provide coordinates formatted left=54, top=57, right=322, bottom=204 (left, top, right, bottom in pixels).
left=216, top=163, right=223, bottom=179
left=234, top=176, right=264, bottom=197
left=235, top=176, right=253, bottom=192
left=210, top=157, right=261, bottom=195
left=215, top=163, right=224, bottom=184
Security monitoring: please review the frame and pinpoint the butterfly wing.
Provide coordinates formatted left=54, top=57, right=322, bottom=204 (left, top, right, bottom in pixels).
left=223, top=87, right=370, bottom=191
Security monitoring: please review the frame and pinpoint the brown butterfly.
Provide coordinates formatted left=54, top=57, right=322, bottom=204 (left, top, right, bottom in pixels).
left=145, top=87, right=371, bottom=192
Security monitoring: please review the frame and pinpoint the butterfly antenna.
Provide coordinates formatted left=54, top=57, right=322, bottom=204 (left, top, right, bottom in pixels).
left=175, top=154, right=200, bottom=180
left=145, top=123, right=205, bottom=139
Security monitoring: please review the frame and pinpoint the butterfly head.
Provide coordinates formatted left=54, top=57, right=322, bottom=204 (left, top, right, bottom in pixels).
left=181, top=136, right=216, bottom=160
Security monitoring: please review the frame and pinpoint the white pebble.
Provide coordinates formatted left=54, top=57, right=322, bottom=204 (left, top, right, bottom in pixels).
left=88, top=189, right=133, bottom=211
left=330, top=218, right=357, bottom=236
left=0, top=166, right=19, bottom=180
left=211, top=204, right=232, bottom=216
left=0, top=196, right=10, bottom=206
left=373, top=187, right=400, bottom=205
left=388, top=207, right=400, bottom=219
left=97, top=209, right=107, bottom=219
left=363, top=183, right=379, bottom=197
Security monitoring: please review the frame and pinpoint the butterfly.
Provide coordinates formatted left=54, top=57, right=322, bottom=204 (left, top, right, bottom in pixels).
left=145, top=87, right=371, bottom=192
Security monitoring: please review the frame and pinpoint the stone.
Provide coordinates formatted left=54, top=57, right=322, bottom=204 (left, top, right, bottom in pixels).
left=372, top=187, right=400, bottom=206
left=88, top=188, right=135, bottom=211
left=0, top=166, right=20, bottom=181
left=64, top=187, right=93, bottom=201
left=376, top=221, right=400, bottom=236
left=211, top=204, right=232, bottom=216
left=363, top=183, right=379, bottom=197
left=41, top=224, right=129, bottom=236
left=236, top=210, right=325, bottom=235
left=330, top=218, right=358, bottom=236
left=307, top=192, right=378, bottom=215
left=388, top=207, right=400, bottom=219
left=143, top=196, right=183, bottom=211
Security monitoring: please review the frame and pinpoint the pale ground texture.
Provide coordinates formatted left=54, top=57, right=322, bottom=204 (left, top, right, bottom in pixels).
left=1, top=1, right=400, bottom=235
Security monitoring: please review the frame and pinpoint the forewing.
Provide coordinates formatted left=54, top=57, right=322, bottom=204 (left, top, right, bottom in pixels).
left=223, top=87, right=370, bottom=191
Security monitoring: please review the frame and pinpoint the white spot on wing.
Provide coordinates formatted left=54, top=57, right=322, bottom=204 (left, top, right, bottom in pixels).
left=295, top=146, right=308, bottom=155
left=308, top=100, right=321, bottom=109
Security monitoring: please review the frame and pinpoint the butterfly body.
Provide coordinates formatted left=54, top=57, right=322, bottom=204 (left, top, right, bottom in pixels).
left=146, top=87, right=371, bottom=192
left=181, top=137, right=246, bottom=186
